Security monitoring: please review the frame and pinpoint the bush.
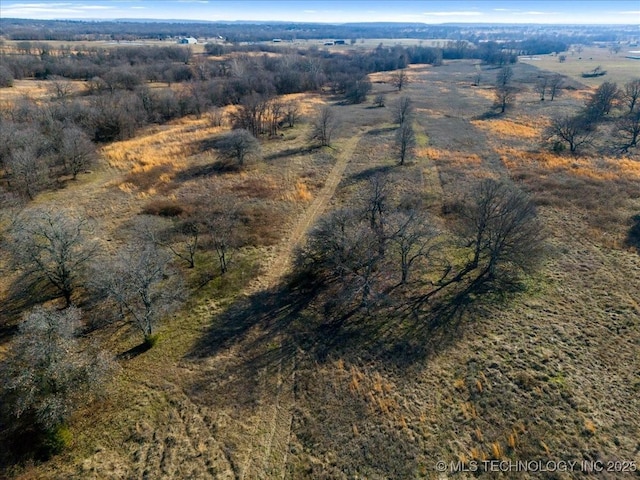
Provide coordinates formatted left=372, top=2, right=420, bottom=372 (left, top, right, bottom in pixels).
left=0, top=65, right=14, bottom=87
left=43, top=424, right=72, bottom=456
left=144, top=334, right=160, bottom=348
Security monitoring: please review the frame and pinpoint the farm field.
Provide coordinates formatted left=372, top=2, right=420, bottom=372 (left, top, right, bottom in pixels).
left=1, top=50, right=639, bottom=480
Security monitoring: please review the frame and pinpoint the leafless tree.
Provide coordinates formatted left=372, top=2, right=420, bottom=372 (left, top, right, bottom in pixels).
left=394, top=96, right=413, bottom=127
left=59, top=125, right=96, bottom=179
left=585, top=81, right=619, bottom=121
left=615, top=110, right=640, bottom=152
left=546, top=115, right=594, bottom=153
left=622, top=78, right=640, bottom=113
left=217, top=129, right=262, bottom=167
left=373, top=94, right=386, bottom=108
left=1, top=306, right=114, bottom=433
left=48, top=75, right=73, bottom=100
left=388, top=210, right=439, bottom=285
left=283, top=101, right=300, bottom=128
left=6, top=146, right=50, bottom=200
left=98, top=243, right=183, bottom=344
left=310, top=105, right=337, bottom=147
left=493, top=85, right=516, bottom=113
left=204, top=209, right=238, bottom=275
left=462, top=179, right=544, bottom=287
left=548, top=74, right=563, bottom=101
left=496, top=65, right=513, bottom=88
left=390, top=69, right=409, bottom=91
left=229, top=93, right=269, bottom=136
left=395, top=119, right=416, bottom=165
left=8, top=208, right=97, bottom=306
left=535, top=76, right=548, bottom=101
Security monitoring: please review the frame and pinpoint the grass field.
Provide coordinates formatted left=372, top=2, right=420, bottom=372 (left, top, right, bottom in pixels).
left=1, top=56, right=639, bottom=479
left=520, top=45, right=640, bottom=87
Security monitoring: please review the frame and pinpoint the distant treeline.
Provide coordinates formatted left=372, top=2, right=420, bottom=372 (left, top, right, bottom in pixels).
left=0, top=18, right=634, bottom=45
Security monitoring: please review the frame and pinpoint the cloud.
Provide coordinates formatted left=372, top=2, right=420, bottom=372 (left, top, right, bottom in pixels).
left=76, top=5, right=114, bottom=9
left=619, top=10, right=640, bottom=14
left=130, top=6, right=145, bottom=9
left=423, top=11, right=483, bottom=17
left=303, top=10, right=317, bottom=13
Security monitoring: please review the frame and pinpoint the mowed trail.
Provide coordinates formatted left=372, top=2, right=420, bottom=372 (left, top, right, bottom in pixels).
left=239, top=132, right=363, bottom=480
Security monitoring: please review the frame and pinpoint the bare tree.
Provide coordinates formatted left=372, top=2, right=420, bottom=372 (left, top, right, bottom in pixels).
left=546, top=115, right=594, bottom=153
left=98, top=243, right=183, bottom=345
left=48, top=75, right=73, bottom=100
left=59, top=125, right=96, bottom=179
left=390, top=69, right=409, bottom=91
left=373, top=94, right=386, bottom=108
left=548, top=74, right=563, bottom=101
left=8, top=208, right=97, bottom=306
left=6, top=146, right=50, bottom=200
left=622, top=79, right=640, bottom=113
left=283, top=101, right=300, bottom=128
left=461, top=178, right=544, bottom=288
left=585, top=81, right=619, bottom=121
left=496, top=65, right=513, bottom=88
left=493, top=85, right=517, bottom=113
left=310, top=105, right=337, bottom=147
left=1, top=306, right=114, bottom=435
left=535, top=76, right=548, bottom=101
left=388, top=210, right=439, bottom=285
left=204, top=209, right=238, bottom=275
left=615, top=110, right=640, bottom=152
left=395, top=119, right=416, bottom=165
left=217, top=129, right=262, bottom=167
left=394, top=96, right=413, bottom=126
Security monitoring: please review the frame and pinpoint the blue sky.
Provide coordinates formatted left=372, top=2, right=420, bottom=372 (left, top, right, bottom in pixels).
left=2, top=1, right=639, bottom=24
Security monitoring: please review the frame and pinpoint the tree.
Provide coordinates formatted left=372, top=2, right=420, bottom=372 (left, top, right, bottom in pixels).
left=622, top=79, right=640, bottom=113
left=310, top=105, right=337, bottom=147
left=493, top=85, right=516, bottom=113
left=345, top=77, right=372, bottom=104
left=217, top=129, right=261, bottom=167
left=373, top=94, right=386, bottom=108
left=548, top=74, right=563, bottom=101
left=8, top=208, right=97, bottom=306
left=6, top=146, right=50, bottom=200
left=615, top=110, right=640, bottom=152
left=388, top=209, right=439, bottom=285
left=98, top=243, right=183, bottom=345
left=585, top=81, right=619, bottom=121
left=0, top=64, right=14, bottom=87
left=461, top=178, right=544, bottom=289
left=395, top=119, right=416, bottom=165
left=394, top=96, right=413, bottom=127
left=1, top=306, right=114, bottom=442
left=496, top=65, right=513, bottom=88
left=390, top=69, right=409, bottom=91
left=283, top=101, right=300, bottom=128
left=535, top=76, right=548, bottom=101
left=204, top=208, right=239, bottom=275
left=546, top=114, right=594, bottom=153
left=59, top=125, right=96, bottom=179
left=48, top=76, right=72, bottom=100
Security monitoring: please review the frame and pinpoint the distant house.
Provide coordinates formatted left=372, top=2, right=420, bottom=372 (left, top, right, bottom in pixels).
left=334, top=39, right=346, bottom=45
left=323, top=41, right=334, bottom=46
left=177, top=37, right=198, bottom=45
left=272, top=38, right=282, bottom=43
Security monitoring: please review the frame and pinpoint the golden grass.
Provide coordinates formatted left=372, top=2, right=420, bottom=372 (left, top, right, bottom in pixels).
left=102, top=116, right=225, bottom=174
left=471, top=118, right=542, bottom=139
left=497, top=146, right=640, bottom=182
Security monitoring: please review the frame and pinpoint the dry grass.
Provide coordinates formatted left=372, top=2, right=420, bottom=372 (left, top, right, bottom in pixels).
left=4, top=58, right=640, bottom=480
left=471, top=117, right=543, bottom=139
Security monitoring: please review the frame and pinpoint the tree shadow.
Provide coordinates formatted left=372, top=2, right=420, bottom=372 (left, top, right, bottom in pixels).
left=627, top=214, right=640, bottom=252
left=264, top=145, right=315, bottom=161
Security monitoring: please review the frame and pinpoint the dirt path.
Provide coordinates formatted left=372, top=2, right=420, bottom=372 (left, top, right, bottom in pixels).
left=239, top=133, right=363, bottom=479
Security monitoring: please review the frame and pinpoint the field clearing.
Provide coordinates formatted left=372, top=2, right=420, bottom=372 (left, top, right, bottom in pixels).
left=520, top=46, right=640, bottom=87
left=2, top=57, right=639, bottom=479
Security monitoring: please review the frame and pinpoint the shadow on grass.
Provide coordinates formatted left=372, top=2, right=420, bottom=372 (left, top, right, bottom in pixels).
left=264, top=145, right=315, bottom=161
left=627, top=214, right=640, bottom=252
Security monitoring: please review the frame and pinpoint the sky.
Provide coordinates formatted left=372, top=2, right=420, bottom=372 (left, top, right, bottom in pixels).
left=2, top=0, right=640, bottom=24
